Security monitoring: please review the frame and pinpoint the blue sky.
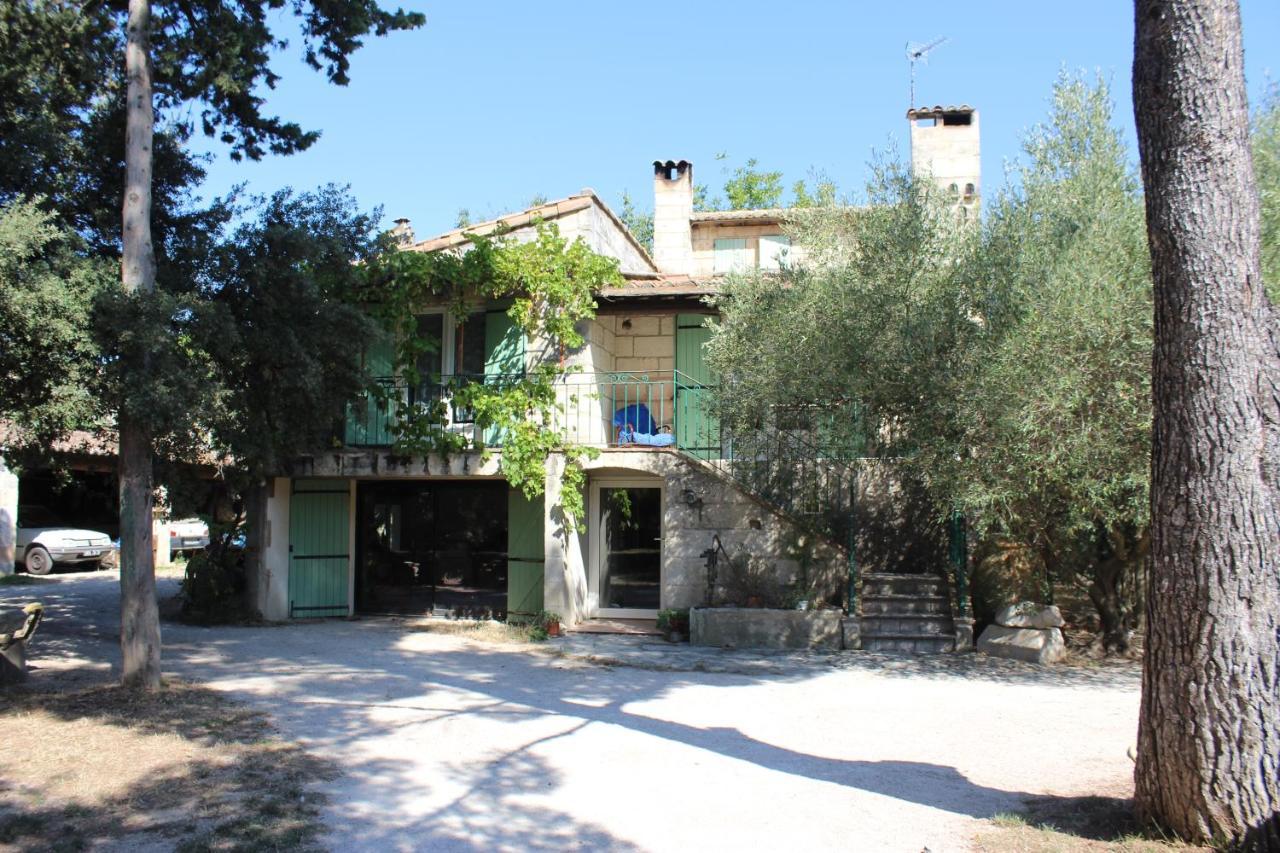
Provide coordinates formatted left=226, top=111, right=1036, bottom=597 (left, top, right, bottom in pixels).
left=193, top=1, right=1280, bottom=238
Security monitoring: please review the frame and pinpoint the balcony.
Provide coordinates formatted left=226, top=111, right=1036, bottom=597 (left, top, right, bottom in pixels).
left=343, top=371, right=717, bottom=452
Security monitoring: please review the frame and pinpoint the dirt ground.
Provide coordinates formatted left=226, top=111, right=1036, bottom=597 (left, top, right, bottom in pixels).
left=1, top=570, right=1177, bottom=853
left=0, top=667, right=335, bottom=852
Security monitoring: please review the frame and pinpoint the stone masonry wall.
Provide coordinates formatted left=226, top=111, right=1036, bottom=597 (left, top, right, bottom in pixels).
left=544, top=449, right=847, bottom=622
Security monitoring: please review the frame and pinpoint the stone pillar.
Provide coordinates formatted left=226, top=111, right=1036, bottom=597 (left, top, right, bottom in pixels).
left=258, top=477, right=292, bottom=621
left=0, top=460, right=17, bottom=576
left=954, top=616, right=975, bottom=651
left=841, top=616, right=862, bottom=651
left=152, top=517, right=171, bottom=567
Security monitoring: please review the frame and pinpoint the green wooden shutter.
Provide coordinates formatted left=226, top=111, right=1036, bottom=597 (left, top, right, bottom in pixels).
left=483, top=311, right=525, bottom=445
left=676, top=315, right=719, bottom=459
left=289, top=479, right=350, bottom=618
left=506, top=488, right=545, bottom=618
left=346, top=335, right=398, bottom=446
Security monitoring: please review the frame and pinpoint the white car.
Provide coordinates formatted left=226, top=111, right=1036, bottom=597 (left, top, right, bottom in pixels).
left=16, top=505, right=115, bottom=576
left=167, top=518, right=210, bottom=555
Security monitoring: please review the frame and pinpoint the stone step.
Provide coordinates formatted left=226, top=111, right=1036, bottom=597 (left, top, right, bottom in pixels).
left=861, top=615, right=954, bottom=636
left=860, top=578, right=947, bottom=598
left=860, top=633, right=956, bottom=654
left=861, top=594, right=951, bottom=616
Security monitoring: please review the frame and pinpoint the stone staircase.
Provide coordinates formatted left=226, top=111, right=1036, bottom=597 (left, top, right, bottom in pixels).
left=859, top=573, right=957, bottom=653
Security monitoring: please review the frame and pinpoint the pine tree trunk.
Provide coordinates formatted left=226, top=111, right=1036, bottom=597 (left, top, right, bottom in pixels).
left=119, top=0, right=161, bottom=690
left=1132, top=0, right=1280, bottom=846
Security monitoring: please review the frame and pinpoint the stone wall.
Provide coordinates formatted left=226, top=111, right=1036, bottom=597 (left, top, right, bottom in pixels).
left=562, top=204, right=654, bottom=276
left=689, top=222, right=803, bottom=276
left=253, top=477, right=293, bottom=621
left=596, top=313, right=677, bottom=427
left=544, top=448, right=848, bottom=622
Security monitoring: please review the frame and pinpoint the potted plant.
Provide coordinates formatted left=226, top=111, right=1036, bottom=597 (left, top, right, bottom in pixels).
left=656, top=608, right=690, bottom=642
left=539, top=610, right=562, bottom=638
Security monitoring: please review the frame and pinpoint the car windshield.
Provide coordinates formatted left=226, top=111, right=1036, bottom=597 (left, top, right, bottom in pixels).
left=18, top=506, right=64, bottom=527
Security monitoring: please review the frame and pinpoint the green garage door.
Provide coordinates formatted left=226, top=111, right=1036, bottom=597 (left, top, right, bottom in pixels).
left=506, top=488, right=545, bottom=618
left=289, top=479, right=350, bottom=618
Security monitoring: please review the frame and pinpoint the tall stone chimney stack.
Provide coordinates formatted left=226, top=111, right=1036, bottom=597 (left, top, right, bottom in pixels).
left=907, top=106, right=980, bottom=212
left=652, top=160, right=693, bottom=274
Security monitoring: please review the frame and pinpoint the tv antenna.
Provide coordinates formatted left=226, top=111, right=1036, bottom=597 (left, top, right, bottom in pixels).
left=906, top=36, right=948, bottom=108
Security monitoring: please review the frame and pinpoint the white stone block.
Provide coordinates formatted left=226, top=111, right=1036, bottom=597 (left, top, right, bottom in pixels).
left=977, top=625, right=1066, bottom=664
left=995, top=602, right=1064, bottom=629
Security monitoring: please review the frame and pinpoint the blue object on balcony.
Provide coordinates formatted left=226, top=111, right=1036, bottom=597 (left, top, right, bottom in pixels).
left=613, top=403, right=657, bottom=436
left=614, top=404, right=675, bottom=446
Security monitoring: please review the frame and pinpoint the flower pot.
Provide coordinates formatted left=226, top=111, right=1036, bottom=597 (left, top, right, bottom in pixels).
left=545, top=620, right=561, bottom=638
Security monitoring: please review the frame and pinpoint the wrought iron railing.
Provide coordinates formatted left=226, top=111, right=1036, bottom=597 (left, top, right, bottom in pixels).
left=343, top=374, right=525, bottom=447
left=344, top=371, right=684, bottom=450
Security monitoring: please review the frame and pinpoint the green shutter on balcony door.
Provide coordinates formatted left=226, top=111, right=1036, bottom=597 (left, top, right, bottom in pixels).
left=506, top=488, right=545, bottom=618
left=483, top=311, right=525, bottom=445
left=288, top=479, right=350, bottom=618
left=676, top=314, right=718, bottom=459
left=345, top=335, right=398, bottom=446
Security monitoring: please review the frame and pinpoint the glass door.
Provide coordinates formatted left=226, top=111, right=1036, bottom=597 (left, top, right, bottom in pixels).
left=592, top=482, right=663, bottom=616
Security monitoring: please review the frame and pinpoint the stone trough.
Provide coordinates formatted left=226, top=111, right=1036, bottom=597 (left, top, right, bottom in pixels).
left=689, top=606, right=846, bottom=650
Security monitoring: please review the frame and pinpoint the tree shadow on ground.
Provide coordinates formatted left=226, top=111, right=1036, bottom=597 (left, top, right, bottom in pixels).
left=0, top=676, right=336, bottom=851
left=5, top=574, right=1143, bottom=849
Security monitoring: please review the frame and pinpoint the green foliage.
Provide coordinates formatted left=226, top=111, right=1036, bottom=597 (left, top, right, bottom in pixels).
left=707, top=73, right=1153, bottom=648
left=190, top=186, right=383, bottom=480
left=656, top=608, right=689, bottom=635
left=0, top=199, right=114, bottom=459
left=618, top=191, right=654, bottom=253
left=937, top=74, right=1153, bottom=550
left=723, top=158, right=784, bottom=210
left=1253, top=87, right=1280, bottom=304
left=498, top=223, right=612, bottom=352
left=791, top=174, right=839, bottom=208
left=0, top=0, right=420, bottom=487
left=692, top=157, right=836, bottom=212
left=695, top=154, right=785, bottom=211
left=369, top=221, right=619, bottom=529
left=180, top=529, right=249, bottom=623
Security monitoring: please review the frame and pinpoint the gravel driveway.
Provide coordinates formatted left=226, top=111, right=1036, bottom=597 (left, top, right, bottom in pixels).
left=3, top=571, right=1141, bottom=853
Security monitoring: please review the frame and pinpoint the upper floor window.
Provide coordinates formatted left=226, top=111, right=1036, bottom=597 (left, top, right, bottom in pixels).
left=713, top=238, right=752, bottom=274
left=759, top=234, right=791, bottom=271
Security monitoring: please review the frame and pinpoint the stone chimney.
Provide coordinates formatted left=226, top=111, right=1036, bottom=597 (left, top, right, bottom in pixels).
left=652, top=160, right=693, bottom=274
left=907, top=106, right=980, bottom=211
left=390, top=217, right=415, bottom=246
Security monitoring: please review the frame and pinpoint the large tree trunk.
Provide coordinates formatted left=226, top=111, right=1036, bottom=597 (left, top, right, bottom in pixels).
left=119, top=0, right=161, bottom=689
left=1132, top=1, right=1280, bottom=847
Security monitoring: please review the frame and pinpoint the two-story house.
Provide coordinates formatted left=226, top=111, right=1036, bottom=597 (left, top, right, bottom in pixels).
left=246, top=105, right=981, bottom=645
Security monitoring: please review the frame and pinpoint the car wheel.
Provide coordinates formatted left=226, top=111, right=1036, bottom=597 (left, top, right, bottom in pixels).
left=24, top=546, right=54, bottom=576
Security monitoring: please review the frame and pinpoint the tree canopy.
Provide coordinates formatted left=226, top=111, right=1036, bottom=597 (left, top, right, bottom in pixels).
left=706, top=74, right=1154, bottom=652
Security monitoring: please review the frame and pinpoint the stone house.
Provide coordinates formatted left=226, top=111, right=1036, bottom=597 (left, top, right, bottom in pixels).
left=245, top=106, right=982, bottom=636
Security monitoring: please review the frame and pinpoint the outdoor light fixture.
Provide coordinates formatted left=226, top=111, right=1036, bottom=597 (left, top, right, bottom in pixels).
left=621, top=318, right=632, bottom=330
left=681, top=487, right=704, bottom=523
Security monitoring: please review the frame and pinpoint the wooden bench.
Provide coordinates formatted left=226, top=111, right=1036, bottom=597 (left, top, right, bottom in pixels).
left=0, top=603, right=44, bottom=685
